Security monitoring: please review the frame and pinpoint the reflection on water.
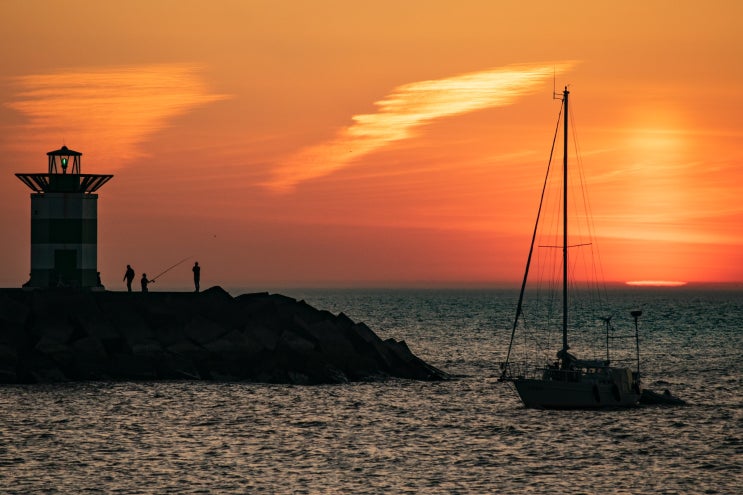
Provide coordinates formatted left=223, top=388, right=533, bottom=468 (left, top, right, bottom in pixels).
left=1, top=289, right=741, bottom=494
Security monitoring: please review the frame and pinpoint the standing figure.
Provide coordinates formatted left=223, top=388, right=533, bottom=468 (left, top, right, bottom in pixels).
left=123, top=265, right=135, bottom=292
left=141, top=273, right=154, bottom=292
left=192, top=261, right=201, bottom=293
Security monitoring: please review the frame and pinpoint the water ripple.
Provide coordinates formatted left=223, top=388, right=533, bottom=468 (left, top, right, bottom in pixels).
left=1, top=289, right=741, bottom=493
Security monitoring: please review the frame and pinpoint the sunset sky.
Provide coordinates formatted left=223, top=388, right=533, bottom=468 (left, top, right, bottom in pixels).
left=1, top=1, right=741, bottom=289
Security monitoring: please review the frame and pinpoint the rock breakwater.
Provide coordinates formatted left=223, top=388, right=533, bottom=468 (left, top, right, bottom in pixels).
left=0, top=286, right=448, bottom=384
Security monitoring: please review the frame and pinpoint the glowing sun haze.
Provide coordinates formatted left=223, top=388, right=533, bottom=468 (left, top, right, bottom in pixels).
left=0, top=0, right=741, bottom=289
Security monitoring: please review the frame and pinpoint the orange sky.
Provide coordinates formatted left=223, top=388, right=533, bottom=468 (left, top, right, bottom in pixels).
left=1, top=1, right=741, bottom=289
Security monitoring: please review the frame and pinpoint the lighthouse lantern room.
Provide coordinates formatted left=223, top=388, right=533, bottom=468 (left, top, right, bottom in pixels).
left=16, top=146, right=113, bottom=289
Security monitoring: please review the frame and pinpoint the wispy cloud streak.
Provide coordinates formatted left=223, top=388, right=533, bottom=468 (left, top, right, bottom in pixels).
left=5, top=64, right=228, bottom=167
left=266, top=62, right=576, bottom=191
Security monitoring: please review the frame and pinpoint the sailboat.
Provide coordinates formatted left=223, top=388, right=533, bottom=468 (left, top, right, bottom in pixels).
left=499, top=87, right=642, bottom=409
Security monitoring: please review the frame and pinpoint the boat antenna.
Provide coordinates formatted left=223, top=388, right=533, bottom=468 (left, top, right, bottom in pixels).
left=601, top=315, right=613, bottom=362
left=553, top=66, right=556, bottom=99
left=631, top=310, right=642, bottom=378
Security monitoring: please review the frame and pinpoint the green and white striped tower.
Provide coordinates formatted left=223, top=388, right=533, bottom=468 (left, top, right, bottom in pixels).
left=16, top=146, right=113, bottom=289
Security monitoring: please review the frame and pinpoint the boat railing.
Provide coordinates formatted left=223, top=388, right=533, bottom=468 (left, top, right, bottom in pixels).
left=503, top=359, right=639, bottom=383
left=502, top=361, right=579, bottom=381
left=608, top=356, right=636, bottom=368
left=500, top=361, right=532, bottom=380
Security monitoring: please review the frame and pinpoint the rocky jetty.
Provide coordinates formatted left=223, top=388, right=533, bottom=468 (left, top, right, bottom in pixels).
left=0, top=286, right=448, bottom=384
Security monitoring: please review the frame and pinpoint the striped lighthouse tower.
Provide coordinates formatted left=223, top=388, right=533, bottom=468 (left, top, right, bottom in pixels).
left=16, top=146, right=113, bottom=289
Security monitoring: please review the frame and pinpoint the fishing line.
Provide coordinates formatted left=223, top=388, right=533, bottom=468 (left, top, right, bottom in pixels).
left=151, top=255, right=193, bottom=281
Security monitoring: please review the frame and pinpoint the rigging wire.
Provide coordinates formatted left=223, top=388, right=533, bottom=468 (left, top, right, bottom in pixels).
left=501, top=100, right=563, bottom=379
left=568, top=95, right=618, bottom=360
left=502, top=91, right=639, bottom=376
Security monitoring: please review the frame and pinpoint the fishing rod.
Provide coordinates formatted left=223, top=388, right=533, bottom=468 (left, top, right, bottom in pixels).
left=150, top=255, right=193, bottom=282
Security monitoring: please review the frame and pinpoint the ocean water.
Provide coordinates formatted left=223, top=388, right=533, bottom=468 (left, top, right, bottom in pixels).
left=1, top=288, right=741, bottom=494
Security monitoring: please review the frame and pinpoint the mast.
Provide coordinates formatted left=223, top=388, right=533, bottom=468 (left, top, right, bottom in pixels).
left=561, top=87, right=569, bottom=357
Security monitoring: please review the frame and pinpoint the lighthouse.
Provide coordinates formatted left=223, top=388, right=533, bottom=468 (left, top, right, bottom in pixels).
left=16, top=146, right=113, bottom=289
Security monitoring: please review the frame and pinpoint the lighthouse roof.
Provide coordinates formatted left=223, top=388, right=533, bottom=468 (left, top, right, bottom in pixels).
left=47, top=145, right=82, bottom=156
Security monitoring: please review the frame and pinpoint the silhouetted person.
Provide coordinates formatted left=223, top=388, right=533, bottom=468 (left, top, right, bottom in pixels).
left=141, top=273, right=154, bottom=292
left=192, top=261, right=201, bottom=292
left=123, top=265, right=135, bottom=292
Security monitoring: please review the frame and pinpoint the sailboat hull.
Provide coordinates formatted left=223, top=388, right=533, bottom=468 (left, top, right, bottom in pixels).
left=513, top=377, right=640, bottom=409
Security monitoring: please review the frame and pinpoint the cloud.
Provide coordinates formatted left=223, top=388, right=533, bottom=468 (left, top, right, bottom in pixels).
left=4, top=64, right=228, bottom=169
left=265, top=61, right=576, bottom=192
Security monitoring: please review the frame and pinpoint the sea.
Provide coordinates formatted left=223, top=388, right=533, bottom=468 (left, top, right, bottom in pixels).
left=1, top=287, right=741, bottom=494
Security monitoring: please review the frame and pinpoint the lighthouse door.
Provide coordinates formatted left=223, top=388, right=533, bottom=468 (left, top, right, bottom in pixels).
left=54, top=249, right=78, bottom=287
